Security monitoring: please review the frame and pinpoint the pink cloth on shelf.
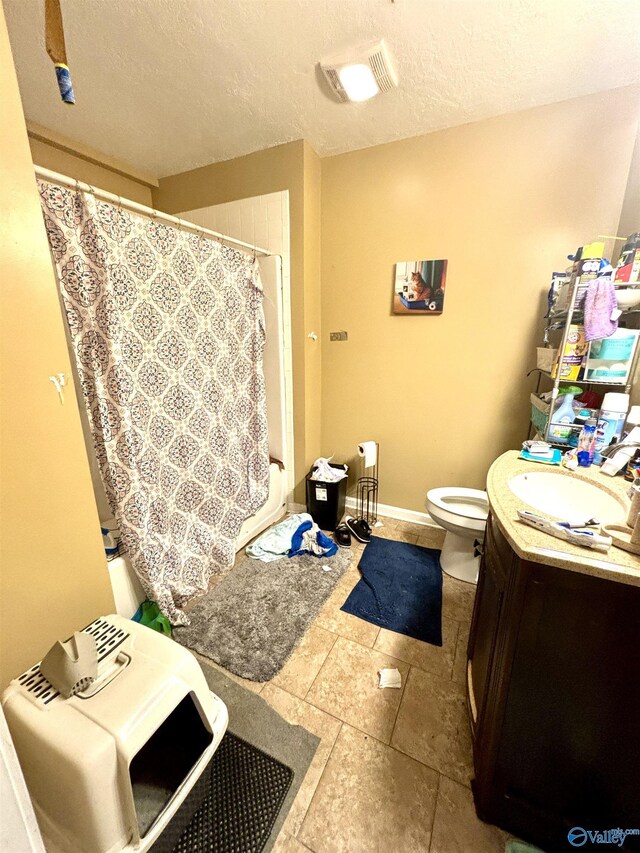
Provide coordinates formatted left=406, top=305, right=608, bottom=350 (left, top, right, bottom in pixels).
left=583, top=275, right=618, bottom=342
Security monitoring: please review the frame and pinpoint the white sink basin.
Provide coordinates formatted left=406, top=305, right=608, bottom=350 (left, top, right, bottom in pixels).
left=508, top=472, right=625, bottom=523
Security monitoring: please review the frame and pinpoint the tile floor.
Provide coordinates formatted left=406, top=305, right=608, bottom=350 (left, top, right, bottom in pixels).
left=217, top=517, right=511, bottom=853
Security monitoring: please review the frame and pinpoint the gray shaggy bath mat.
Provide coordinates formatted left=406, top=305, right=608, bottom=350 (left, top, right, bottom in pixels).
left=174, top=548, right=350, bottom=681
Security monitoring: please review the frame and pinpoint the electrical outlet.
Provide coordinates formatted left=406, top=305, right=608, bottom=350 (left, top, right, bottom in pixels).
left=330, top=331, right=348, bottom=341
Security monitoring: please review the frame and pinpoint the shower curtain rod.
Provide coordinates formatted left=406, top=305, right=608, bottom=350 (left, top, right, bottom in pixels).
left=34, top=165, right=273, bottom=257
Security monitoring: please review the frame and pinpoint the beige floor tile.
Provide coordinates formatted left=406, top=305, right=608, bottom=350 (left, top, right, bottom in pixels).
left=398, top=521, right=441, bottom=539
left=272, top=830, right=313, bottom=852
left=344, top=548, right=365, bottom=577
left=271, top=625, right=337, bottom=698
left=261, top=684, right=342, bottom=837
left=451, top=623, right=470, bottom=685
left=192, top=652, right=264, bottom=694
left=314, top=573, right=380, bottom=648
left=299, top=724, right=438, bottom=853
left=441, top=574, right=477, bottom=623
left=373, top=527, right=418, bottom=544
left=430, top=775, right=509, bottom=853
left=417, top=528, right=446, bottom=549
left=376, top=514, right=399, bottom=528
left=391, top=666, right=474, bottom=786
left=374, top=617, right=459, bottom=680
left=305, top=637, right=409, bottom=743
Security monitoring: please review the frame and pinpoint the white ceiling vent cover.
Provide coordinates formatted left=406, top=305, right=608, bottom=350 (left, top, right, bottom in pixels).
left=320, top=39, right=399, bottom=103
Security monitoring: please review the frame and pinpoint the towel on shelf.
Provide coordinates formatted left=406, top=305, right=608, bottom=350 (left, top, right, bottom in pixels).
left=584, top=271, right=618, bottom=342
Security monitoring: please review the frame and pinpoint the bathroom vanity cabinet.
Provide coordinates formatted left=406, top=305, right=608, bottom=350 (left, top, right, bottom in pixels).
left=467, top=513, right=640, bottom=852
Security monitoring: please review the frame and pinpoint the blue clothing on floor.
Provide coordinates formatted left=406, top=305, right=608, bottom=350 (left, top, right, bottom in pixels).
left=246, top=512, right=337, bottom=562
left=290, top=520, right=338, bottom=558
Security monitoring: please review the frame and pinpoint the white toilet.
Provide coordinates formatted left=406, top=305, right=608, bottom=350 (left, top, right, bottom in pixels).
left=426, top=487, right=489, bottom=584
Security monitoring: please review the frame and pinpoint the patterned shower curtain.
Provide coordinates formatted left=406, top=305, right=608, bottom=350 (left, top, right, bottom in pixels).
left=39, top=180, right=270, bottom=623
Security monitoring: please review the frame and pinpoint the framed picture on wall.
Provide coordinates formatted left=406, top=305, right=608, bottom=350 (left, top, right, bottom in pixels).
left=393, top=259, right=448, bottom=314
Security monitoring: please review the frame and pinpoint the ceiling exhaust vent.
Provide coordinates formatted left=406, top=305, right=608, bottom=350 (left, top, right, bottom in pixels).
left=320, top=39, right=398, bottom=103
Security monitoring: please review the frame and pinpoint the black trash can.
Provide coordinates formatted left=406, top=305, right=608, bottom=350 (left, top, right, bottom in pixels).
left=305, top=464, right=348, bottom=532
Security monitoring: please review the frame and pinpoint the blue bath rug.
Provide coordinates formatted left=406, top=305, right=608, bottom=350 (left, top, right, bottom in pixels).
left=340, top=537, right=443, bottom=646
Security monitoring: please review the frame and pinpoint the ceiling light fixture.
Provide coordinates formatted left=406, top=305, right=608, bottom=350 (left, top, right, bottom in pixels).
left=338, top=63, right=380, bottom=102
left=320, top=39, right=398, bottom=103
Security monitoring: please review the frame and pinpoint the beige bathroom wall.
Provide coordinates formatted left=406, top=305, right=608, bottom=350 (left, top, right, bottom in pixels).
left=303, top=143, right=323, bottom=471
left=616, top=127, right=640, bottom=248
left=29, top=136, right=154, bottom=206
left=154, top=141, right=322, bottom=501
left=320, top=86, right=640, bottom=512
left=0, top=9, right=114, bottom=688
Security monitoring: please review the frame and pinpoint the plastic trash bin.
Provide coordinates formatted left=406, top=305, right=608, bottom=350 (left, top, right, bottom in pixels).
left=305, top=464, right=348, bottom=531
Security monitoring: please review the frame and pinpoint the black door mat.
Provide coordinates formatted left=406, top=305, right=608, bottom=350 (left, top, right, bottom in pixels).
left=154, top=732, right=294, bottom=853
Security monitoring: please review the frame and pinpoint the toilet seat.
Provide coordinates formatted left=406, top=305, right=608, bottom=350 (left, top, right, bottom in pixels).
left=426, top=487, right=489, bottom=535
left=426, top=487, right=489, bottom=584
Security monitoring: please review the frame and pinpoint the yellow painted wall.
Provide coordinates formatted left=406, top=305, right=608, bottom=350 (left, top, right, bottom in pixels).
left=154, top=141, right=322, bottom=500
left=320, top=87, right=639, bottom=511
left=0, top=9, right=114, bottom=688
left=29, top=137, right=154, bottom=206
left=302, top=142, right=323, bottom=471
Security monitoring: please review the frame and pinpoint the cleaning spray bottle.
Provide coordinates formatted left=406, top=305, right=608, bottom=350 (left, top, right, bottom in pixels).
left=593, top=392, right=629, bottom=465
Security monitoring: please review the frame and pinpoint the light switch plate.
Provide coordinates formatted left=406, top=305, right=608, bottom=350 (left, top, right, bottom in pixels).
left=330, top=331, right=348, bottom=341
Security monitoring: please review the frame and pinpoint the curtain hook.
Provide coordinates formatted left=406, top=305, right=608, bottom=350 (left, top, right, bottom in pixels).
left=117, top=195, right=123, bottom=210
left=75, top=178, right=81, bottom=195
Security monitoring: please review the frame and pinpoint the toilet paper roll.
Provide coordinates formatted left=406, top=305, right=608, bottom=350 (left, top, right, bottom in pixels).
left=358, top=441, right=377, bottom=469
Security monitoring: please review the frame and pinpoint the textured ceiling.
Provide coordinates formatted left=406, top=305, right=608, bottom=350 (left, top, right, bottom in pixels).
left=4, top=0, right=640, bottom=178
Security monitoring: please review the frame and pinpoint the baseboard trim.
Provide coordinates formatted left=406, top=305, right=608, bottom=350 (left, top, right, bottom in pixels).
left=345, top=497, right=439, bottom=528
left=287, top=498, right=439, bottom=529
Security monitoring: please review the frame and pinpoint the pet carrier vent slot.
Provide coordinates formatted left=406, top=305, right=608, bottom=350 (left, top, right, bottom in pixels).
left=16, top=618, right=129, bottom=705
left=17, top=666, right=60, bottom=704
left=84, top=619, right=129, bottom=661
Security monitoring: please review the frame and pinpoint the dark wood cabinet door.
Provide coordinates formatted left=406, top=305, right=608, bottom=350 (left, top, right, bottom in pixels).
left=468, top=519, right=507, bottom=736
left=469, top=512, right=640, bottom=851
left=494, top=563, right=640, bottom=846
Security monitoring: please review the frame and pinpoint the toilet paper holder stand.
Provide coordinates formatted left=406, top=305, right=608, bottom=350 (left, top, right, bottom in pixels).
left=357, top=443, right=379, bottom=526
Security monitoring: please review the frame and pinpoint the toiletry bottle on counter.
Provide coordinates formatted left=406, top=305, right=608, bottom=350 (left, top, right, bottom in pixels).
left=549, top=392, right=577, bottom=444
left=624, top=449, right=640, bottom=482
left=593, top=392, right=629, bottom=465
left=569, top=409, right=591, bottom=448
left=577, top=418, right=597, bottom=467
left=622, top=405, right=640, bottom=441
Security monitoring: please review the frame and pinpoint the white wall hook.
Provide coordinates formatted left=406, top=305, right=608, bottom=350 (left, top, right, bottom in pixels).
left=49, top=373, right=67, bottom=405
left=307, top=332, right=318, bottom=341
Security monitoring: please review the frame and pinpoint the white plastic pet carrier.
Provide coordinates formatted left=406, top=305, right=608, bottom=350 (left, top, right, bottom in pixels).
left=2, top=615, right=228, bottom=853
